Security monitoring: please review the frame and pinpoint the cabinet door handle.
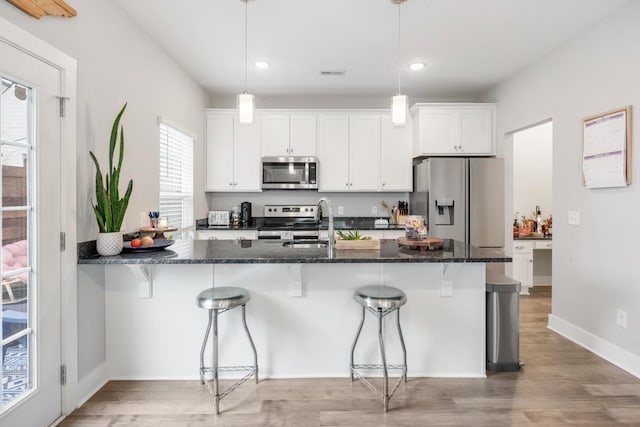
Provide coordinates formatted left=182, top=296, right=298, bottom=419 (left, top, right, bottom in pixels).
left=290, top=148, right=293, bottom=154
left=229, top=182, right=233, bottom=187
left=515, top=245, right=525, bottom=249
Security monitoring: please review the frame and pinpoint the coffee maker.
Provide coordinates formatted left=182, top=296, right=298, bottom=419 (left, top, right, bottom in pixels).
left=240, top=201, right=252, bottom=225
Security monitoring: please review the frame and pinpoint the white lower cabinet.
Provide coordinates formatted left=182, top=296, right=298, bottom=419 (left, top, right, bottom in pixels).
left=512, top=240, right=553, bottom=294
left=512, top=241, right=534, bottom=294
left=196, top=230, right=257, bottom=240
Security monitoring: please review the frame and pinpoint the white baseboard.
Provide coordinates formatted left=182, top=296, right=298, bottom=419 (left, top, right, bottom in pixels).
left=548, top=314, right=640, bottom=378
left=72, top=362, right=109, bottom=410
left=533, top=276, right=552, bottom=286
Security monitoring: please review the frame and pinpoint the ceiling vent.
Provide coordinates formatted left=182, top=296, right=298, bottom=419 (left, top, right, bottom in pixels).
left=320, top=71, right=346, bottom=76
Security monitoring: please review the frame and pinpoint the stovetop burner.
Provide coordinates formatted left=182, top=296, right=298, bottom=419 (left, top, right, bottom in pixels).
left=258, top=204, right=321, bottom=236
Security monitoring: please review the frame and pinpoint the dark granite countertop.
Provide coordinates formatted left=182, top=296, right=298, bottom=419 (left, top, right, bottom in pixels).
left=195, top=217, right=405, bottom=231
left=78, top=238, right=511, bottom=265
left=514, top=236, right=553, bottom=241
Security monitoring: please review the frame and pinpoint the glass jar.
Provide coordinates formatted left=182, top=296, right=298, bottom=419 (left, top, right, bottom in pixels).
left=405, top=215, right=426, bottom=240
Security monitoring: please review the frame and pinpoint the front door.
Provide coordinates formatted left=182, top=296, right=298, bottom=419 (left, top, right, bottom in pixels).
left=0, top=39, right=62, bottom=426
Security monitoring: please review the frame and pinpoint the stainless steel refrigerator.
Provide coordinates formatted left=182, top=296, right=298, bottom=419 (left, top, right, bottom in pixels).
left=409, top=157, right=504, bottom=248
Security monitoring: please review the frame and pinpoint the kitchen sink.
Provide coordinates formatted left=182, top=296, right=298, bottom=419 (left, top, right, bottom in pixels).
left=282, top=240, right=328, bottom=249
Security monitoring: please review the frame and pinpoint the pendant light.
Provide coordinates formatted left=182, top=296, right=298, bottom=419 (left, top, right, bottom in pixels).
left=391, top=0, right=408, bottom=126
left=237, top=0, right=254, bottom=125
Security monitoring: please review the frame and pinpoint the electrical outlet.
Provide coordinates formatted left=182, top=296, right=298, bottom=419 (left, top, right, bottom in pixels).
left=372, top=206, right=377, bottom=215
left=338, top=206, right=344, bottom=215
left=440, top=280, right=453, bottom=297
left=568, top=210, right=580, bottom=226
left=616, top=309, right=627, bottom=328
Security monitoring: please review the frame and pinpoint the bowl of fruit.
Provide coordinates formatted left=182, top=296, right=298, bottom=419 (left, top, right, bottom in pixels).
left=123, top=236, right=174, bottom=252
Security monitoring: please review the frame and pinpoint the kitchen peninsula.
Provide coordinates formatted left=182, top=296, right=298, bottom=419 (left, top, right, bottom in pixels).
left=78, top=239, right=510, bottom=380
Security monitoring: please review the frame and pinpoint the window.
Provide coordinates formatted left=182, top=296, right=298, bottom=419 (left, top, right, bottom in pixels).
left=159, top=122, right=193, bottom=232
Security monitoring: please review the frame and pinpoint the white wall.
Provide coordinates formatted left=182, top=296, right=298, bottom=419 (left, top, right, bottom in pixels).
left=482, top=1, right=640, bottom=375
left=207, top=191, right=409, bottom=218
left=0, top=0, right=210, bottom=409
left=0, top=1, right=210, bottom=242
left=513, top=121, right=553, bottom=220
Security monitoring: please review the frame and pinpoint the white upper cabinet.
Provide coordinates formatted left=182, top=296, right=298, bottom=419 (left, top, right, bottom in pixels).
left=317, top=115, right=350, bottom=191
left=206, top=111, right=261, bottom=192
left=260, top=114, right=289, bottom=156
left=260, top=114, right=317, bottom=157
left=317, top=114, right=380, bottom=192
left=412, top=103, right=495, bottom=156
left=380, top=115, right=412, bottom=191
left=348, top=115, right=380, bottom=191
left=289, top=115, right=317, bottom=156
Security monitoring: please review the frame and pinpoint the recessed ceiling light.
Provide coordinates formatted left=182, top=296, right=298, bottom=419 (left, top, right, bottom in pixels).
left=408, top=62, right=425, bottom=71
left=254, top=61, right=270, bottom=69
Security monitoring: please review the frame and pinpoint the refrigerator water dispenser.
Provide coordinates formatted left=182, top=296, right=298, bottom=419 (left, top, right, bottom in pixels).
left=435, top=199, right=454, bottom=225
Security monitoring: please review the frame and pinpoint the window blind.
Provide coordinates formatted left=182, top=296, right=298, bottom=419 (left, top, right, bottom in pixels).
left=159, top=123, right=193, bottom=231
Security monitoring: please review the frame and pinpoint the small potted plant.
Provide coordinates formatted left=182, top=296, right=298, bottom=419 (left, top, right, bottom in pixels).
left=90, top=103, right=133, bottom=256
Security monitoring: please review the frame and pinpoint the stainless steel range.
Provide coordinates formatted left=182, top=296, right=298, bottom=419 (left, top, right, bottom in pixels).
left=257, top=204, right=320, bottom=240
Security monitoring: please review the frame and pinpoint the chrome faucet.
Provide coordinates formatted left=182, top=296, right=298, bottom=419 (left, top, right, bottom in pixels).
left=316, top=197, right=335, bottom=258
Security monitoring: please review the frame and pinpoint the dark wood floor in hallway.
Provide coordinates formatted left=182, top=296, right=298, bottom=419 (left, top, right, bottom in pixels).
left=60, top=287, right=640, bottom=426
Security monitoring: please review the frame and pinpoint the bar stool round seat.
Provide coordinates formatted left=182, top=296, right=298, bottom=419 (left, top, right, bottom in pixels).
left=354, top=285, right=407, bottom=310
left=197, top=287, right=250, bottom=310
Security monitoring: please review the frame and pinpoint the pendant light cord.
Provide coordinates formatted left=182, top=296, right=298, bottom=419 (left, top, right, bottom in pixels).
left=397, top=2, right=401, bottom=95
left=244, top=0, right=248, bottom=93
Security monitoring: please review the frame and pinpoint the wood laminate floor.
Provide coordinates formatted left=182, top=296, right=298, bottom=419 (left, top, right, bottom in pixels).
left=60, top=287, right=640, bottom=426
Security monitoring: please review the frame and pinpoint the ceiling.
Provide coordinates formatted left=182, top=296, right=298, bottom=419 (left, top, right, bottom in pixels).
left=113, top=0, right=628, bottom=100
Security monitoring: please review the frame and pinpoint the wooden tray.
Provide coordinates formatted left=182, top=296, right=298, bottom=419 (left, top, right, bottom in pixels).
left=335, top=239, right=381, bottom=250
left=397, top=236, right=444, bottom=251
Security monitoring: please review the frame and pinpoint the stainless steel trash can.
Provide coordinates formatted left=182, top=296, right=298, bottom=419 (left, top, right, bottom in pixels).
left=486, top=273, right=521, bottom=372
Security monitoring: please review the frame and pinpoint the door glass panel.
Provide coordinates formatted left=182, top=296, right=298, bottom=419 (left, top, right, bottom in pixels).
left=1, top=77, right=33, bottom=406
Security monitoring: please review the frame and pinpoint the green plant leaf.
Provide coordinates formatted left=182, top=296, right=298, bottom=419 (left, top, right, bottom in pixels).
left=90, top=103, right=132, bottom=234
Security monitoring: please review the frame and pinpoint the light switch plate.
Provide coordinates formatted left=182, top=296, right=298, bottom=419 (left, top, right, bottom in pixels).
left=568, top=210, right=580, bottom=225
left=338, top=206, right=344, bottom=215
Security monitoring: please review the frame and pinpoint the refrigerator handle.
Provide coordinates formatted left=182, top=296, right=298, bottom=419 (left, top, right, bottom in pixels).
left=464, top=159, right=470, bottom=245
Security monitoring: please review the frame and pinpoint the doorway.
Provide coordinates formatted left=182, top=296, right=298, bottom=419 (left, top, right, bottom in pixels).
left=0, top=38, right=63, bottom=425
left=511, top=121, right=553, bottom=295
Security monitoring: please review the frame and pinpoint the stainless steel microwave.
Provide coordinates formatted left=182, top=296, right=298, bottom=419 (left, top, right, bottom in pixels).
left=261, top=156, right=318, bottom=190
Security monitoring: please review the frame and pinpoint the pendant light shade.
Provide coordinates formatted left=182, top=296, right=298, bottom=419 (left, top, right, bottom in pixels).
left=238, top=0, right=254, bottom=124
left=237, top=92, right=254, bottom=124
left=391, top=94, right=407, bottom=126
left=391, top=0, right=408, bottom=126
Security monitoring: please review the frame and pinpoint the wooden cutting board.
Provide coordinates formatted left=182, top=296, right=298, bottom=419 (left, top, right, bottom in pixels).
left=397, top=236, right=444, bottom=251
left=335, top=239, right=380, bottom=250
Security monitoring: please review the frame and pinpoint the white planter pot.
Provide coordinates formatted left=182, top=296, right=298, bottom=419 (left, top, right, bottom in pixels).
left=97, top=232, right=123, bottom=256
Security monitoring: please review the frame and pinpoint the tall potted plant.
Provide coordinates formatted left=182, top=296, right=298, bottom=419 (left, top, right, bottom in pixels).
left=90, top=103, right=133, bottom=256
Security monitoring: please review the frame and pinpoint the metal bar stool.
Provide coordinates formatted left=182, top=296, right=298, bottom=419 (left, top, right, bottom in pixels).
left=350, top=285, right=407, bottom=412
left=197, top=286, right=258, bottom=415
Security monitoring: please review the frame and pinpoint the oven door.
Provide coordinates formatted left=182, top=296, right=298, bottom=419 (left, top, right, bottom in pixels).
left=262, top=156, right=318, bottom=190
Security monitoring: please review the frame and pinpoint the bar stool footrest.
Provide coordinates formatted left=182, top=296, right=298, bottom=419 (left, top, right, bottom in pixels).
left=350, top=365, right=407, bottom=403
left=202, top=367, right=257, bottom=401
left=201, top=365, right=256, bottom=373
left=352, top=364, right=406, bottom=370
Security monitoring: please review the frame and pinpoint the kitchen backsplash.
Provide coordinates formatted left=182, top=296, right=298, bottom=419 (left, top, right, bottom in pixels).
left=207, top=191, right=409, bottom=217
